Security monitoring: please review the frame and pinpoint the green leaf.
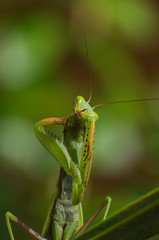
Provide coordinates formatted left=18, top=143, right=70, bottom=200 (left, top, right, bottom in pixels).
left=74, top=187, right=159, bottom=240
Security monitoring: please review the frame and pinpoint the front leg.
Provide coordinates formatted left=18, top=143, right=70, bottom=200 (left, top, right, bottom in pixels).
left=5, top=211, right=46, bottom=240
left=34, top=118, right=81, bottom=185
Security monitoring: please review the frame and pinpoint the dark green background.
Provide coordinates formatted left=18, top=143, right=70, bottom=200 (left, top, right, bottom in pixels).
left=0, top=1, right=159, bottom=239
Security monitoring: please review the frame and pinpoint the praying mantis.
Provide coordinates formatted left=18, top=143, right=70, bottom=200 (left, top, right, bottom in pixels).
left=5, top=94, right=159, bottom=240
left=5, top=95, right=112, bottom=240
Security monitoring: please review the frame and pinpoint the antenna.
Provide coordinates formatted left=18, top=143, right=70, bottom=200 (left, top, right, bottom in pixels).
left=93, top=97, right=159, bottom=109
left=83, top=32, right=92, bottom=103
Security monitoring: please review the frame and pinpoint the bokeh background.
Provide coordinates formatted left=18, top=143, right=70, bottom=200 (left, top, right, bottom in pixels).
left=0, top=0, right=159, bottom=239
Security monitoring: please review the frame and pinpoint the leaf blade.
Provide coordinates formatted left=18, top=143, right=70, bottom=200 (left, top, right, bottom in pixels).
left=74, top=187, right=159, bottom=240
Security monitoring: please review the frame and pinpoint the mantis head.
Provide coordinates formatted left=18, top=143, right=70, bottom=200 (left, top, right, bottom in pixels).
left=74, top=96, right=98, bottom=121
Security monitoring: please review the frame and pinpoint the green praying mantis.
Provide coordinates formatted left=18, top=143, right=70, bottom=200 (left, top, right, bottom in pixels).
left=5, top=95, right=159, bottom=240
left=5, top=95, right=112, bottom=240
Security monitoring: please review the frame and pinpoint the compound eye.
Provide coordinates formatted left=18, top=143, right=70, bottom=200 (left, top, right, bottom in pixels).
left=76, top=96, right=85, bottom=104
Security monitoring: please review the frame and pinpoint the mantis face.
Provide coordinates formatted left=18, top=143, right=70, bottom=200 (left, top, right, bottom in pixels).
left=74, top=96, right=98, bottom=121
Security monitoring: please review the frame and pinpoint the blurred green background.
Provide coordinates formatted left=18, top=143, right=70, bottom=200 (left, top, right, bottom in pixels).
left=0, top=0, right=159, bottom=239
